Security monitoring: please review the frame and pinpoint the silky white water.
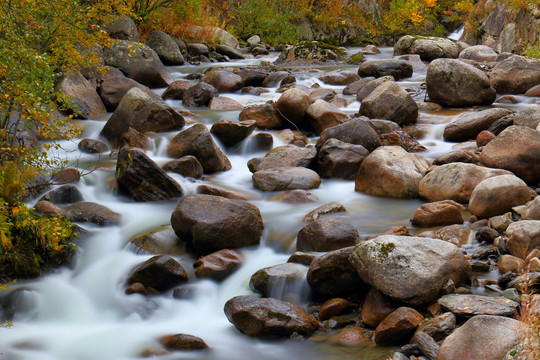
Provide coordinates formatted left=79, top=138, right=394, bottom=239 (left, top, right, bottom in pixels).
left=0, top=47, right=533, bottom=360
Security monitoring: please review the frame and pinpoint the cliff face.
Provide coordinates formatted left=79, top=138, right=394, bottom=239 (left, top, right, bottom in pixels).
left=461, top=0, right=540, bottom=54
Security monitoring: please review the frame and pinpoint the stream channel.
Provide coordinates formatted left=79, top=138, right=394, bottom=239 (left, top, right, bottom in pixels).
left=0, top=42, right=536, bottom=360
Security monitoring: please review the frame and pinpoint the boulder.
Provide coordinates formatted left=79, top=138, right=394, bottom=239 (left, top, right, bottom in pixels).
left=183, top=26, right=239, bottom=48
left=275, top=88, right=311, bottom=127
left=145, top=30, right=184, bottom=65
left=215, top=44, right=245, bottom=59
left=296, top=218, right=359, bottom=252
left=186, top=43, right=209, bottom=56
left=361, top=288, right=400, bottom=329
left=506, top=220, right=540, bottom=259
left=469, top=174, right=531, bottom=218
left=437, top=315, right=523, bottom=360
left=40, top=184, right=84, bottom=204
left=317, top=139, right=369, bottom=180
left=359, top=81, right=418, bottom=126
left=63, top=202, right=121, bottom=226
left=319, top=71, right=360, bottom=85
left=418, top=163, right=511, bottom=203
left=167, top=124, right=231, bottom=174
left=303, top=202, right=346, bottom=222
left=161, top=80, right=194, bottom=100
left=101, top=88, right=184, bottom=147
left=104, top=15, right=139, bottom=42
left=443, top=108, right=511, bottom=142
left=373, top=307, right=424, bottom=346
left=306, top=100, right=349, bottom=135
left=355, top=146, right=431, bottom=198
left=182, top=82, right=219, bottom=107
left=418, top=224, right=472, bottom=247
left=127, top=255, right=189, bottom=292
left=116, top=148, right=183, bottom=202
left=525, top=84, right=540, bottom=97
left=343, top=77, right=376, bottom=95
left=201, top=70, right=244, bottom=93
left=224, top=295, right=318, bottom=337
left=357, top=60, right=413, bottom=80
left=480, top=125, right=540, bottom=183
left=193, top=249, right=244, bottom=281
left=349, top=235, right=471, bottom=305
left=102, top=40, right=173, bottom=88
left=438, top=294, right=519, bottom=317
left=317, top=118, right=381, bottom=152
left=262, top=71, right=290, bottom=87
left=512, top=105, right=540, bottom=129
left=236, top=69, right=267, bottom=87
left=208, top=96, right=243, bottom=110
left=458, top=45, right=499, bottom=62
left=379, top=130, right=426, bottom=152
left=489, top=55, right=540, bottom=94
left=426, top=59, right=496, bottom=107
left=249, top=145, right=317, bottom=172
left=34, top=200, right=64, bottom=218
left=249, top=263, right=309, bottom=299
left=78, top=139, right=108, bottom=154
left=356, top=76, right=395, bottom=101
left=210, top=120, right=256, bottom=147
left=411, top=200, right=465, bottom=227
left=307, top=246, right=365, bottom=298
left=239, top=103, right=283, bottom=129
left=162, top=156, right=204, bottom=179
left=98, top=75, right=148, bottom=111
left=394, top=36, right=460, bottom=61
left=170, top=194, right=263, bottom=254
left=252, top=167, right=321, bottom=192
left=56, top=71, right=106, bottom=119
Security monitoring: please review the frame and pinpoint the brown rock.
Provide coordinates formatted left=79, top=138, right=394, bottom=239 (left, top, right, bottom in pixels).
left=373, top=307, right=424, bottom=345
left=208, top=96, right=244, bottom=110
left=317, top=139, right=369, bottom=180
left=489, top=55, right=540, bottom=94
left=275, top=88, right=311, bottom=127
left=359, top=81, right=418, bottom=126
left=317, top=118, right=382, bottom=152
left=161, top=80, right=194, bottom=100
left=497, top=255, right=524, bottom=274
left=63, top=201, right=121, bottom=226
left=306, top=99, right=349, bottom=135
left=303, top=202, right=346, bottom=222
left=170, top=194, right=263, bottom=254
left=380, top=131, right=426, bottom=152
left=270, top=190, right=318, bottom=203
left=443, top=108, right=511, bottom=142
left=162, top=156, right=204, bottom=178
left=249, top=145, right=316, bottom=172
left=201, top=69, right=243, bottom=93
left=416, top=312, right=456, bottom=341
left=78, top=138, right=108, bottom=154
left=319, top=71, right=360, bottom=85
left=438, top=294, right=519, bottom=317
left=437, top=315, right=523, bottom=360
left=357, top=60, right=413, bottom=80
left=130, top=226, right=186, bottom=256
left=159, top=334, right=208, bottom=350
left=127, top=255, right=189, bottom=291
left=411, top=200, right=465, bottom=227
left=239, top=103, right=283, bottom=129
left=210, top=119, right=256, bottom=146
left=319, top=298, right=352, bottom=321
left=196, top=185, right=248, bottom=200
left=99, top=75, right=149, bottom=112
left=297, top=218, right=359, bottom=252
left=361, top=288, right=400, bottom=329
left=506, top=220, right=540, bottom=259
left=252, top=167, right=321, bottom=192
left=34, top=200, right=64, bottom=218
left=224, top=295, right=318, bottom=337
left=56, top=71, right=106, bottom=119
left=476, top=130, right=496, bottom=147
left=329, top=327, right=371, bottom=346
left=182, top=82, right=218, bottom=107
left=193, top=249, right=244, bottom=281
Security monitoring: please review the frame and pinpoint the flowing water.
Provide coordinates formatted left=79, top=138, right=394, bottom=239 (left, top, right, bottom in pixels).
left=0, top=47, right=536, bottom=360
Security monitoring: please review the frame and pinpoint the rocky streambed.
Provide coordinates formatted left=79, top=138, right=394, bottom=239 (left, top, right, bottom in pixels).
left=1, top=23, right=540, bottom=360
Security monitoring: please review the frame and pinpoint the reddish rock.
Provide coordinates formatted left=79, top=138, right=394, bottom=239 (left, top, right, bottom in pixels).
left=270, top=190, right=318, bottom=203
left=208, top=96, right=244, bottom=110
left=361, top=288, right=400, bottom=329
left=127, top=255, right=189, bottom=292
left=525, top=84, right=540, bottom=97
left=330, top=327, right=371, bottom=347
left=476, top=130, right=496, bottom=147
left=240, top=102, right=282, bottom=129
left=161, top=80, right=194, bottom=100
left=201, top=69, right=243, bottom=93
left=373, top=307, right=424, bottom=345
left=159, top=334, right=208, bottom=350
left=319, top=298, right=352, bottom=321
left=162, top=156, right=204, bottom=179
left=380, top=131, right=426, bottom=152
left=210, top=119, right=256, bottom=146
left=411, top=200, right=465, bottom=227
left=196, top=185, right=248, bottom=200
left=416, top=312, right=456, bottom=341
left=193, top=249, right=244, bottom=281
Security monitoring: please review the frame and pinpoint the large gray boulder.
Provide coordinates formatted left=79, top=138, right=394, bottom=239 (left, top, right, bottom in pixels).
left=359, top=81, right=418, bottom=126
left=101, top=87, right=184, bottom=147
left=480, top=125, right=540, bottom=183
left=394, top=35, right=460, bottom=61
left=170, top=194, right=263, bottom=254
left=349, top=235, right=471, bottom=305
left=116, top=148, right=183, bottom=202
left=102, top=40, right=173, bottom=88
left=443, top=108, right=511, bottom=142
left=489, top=55, right=540, bottom=94
left=426, top=59, right=496, bottom=107
left=224, top=295, right=318, bottom=337
left=355, top=146, right=431, bottom=198
left=104, top=15, right=139, bottom=42
left=419, top=163, right=512, bottom=203
left=146, top=30, right=184, bottom=65
left=167, top=124, right=231, bottom=174
left=438, top=315, right=523, bottom=360
left=56, top=71, right=106, bottom=119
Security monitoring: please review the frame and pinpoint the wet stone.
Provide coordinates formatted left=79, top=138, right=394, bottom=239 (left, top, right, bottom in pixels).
left=438, top=294, right=519, bottom=317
